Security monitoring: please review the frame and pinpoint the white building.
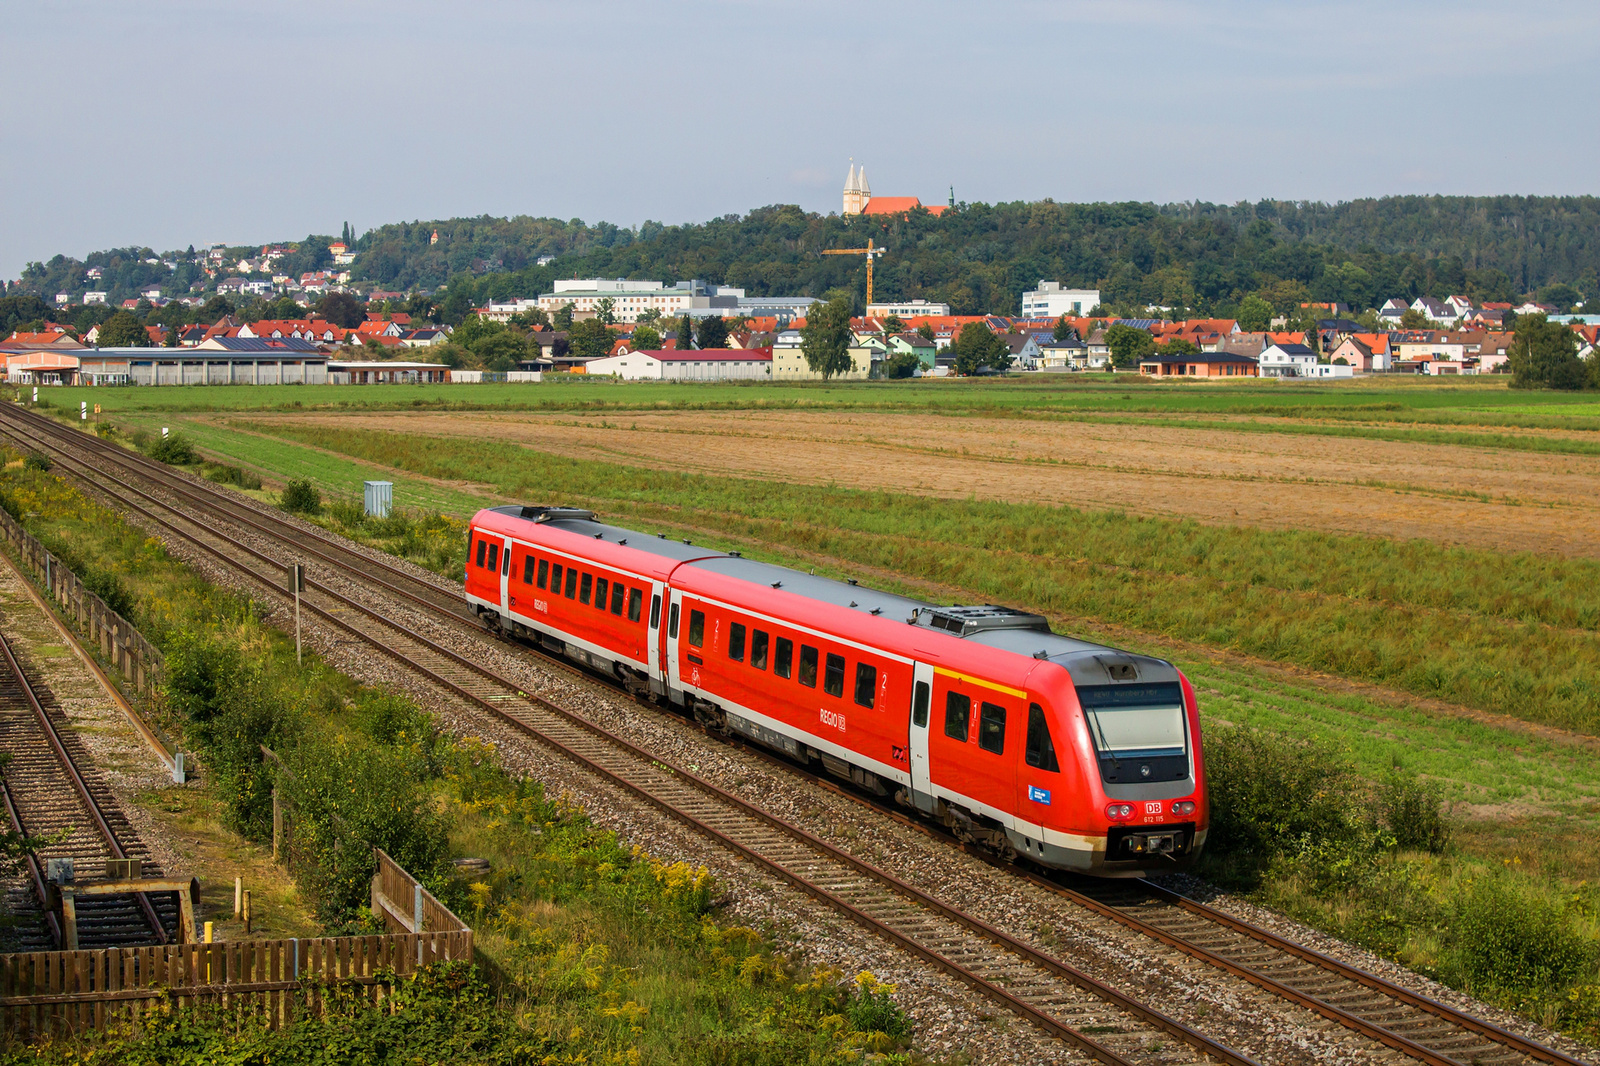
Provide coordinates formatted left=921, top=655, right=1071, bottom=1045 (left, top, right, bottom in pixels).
left=1259, top=343, right=1319, bottom=378
left=584, top=347, right=773, bottom=381
left=84, top=291, right=108, bottom=305
left=866, top=299, right=951, bottom=318
left=537, top=278, right=743, bottom=323
left=1021, top=281, right=1101, bottom=319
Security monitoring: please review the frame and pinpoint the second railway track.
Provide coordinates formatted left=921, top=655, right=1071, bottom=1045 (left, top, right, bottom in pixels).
left=1, top=403, right=1589, bottom=1066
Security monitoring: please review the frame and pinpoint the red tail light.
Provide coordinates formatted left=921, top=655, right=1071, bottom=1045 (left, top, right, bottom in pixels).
left=1105, top=803, right=1134, bottom=821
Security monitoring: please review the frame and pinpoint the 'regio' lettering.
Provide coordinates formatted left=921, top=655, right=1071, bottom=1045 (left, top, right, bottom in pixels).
left=819, top=707, right=846, bottom=732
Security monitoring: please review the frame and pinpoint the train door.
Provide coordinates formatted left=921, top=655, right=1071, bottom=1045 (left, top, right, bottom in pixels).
left=498, top=537, right=512, bottom=613
left=646, top=581, right=664, bottom=691
left=663, top=589, right=683, bottom=702
left=907, top=661, right=936, bottom=813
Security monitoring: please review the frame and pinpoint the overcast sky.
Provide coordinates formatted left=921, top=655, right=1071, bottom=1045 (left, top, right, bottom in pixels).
left=3, top=0, right=1597, bottom=279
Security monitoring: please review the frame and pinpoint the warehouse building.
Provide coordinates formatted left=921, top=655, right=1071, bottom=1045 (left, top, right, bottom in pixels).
left=80, top=338, right=328, bottom=385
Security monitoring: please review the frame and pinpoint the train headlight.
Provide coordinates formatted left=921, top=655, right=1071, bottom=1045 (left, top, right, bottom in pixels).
left=1105, top=803, right=1134, bottom=821
left=1170, top=801, right=1196, bottom=815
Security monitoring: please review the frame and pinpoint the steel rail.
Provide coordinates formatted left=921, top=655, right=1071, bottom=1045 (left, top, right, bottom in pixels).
left=0, top=625, right=167, bottom=945
left=0, top=410, right=1254, bottom=1066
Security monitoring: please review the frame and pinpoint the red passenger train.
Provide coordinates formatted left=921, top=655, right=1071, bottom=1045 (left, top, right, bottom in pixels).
left=465, top=505, right=1208, bottom=876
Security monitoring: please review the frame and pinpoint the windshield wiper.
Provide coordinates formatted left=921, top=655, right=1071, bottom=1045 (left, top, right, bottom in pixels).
left=1087, top=710, right=1120, bottom=774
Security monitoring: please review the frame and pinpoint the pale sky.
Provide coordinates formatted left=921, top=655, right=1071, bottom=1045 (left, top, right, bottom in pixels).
left=3, top=0, right=1597, bottom=279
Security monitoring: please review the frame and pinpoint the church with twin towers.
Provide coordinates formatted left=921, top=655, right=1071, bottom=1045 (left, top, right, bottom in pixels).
left=842, top=161, right=949, bottom=217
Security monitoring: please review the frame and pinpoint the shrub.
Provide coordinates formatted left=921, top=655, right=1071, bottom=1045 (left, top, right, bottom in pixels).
left=327, top=498, right=365, bottom=528
left=280, top=478, right=321, bottom=514
left=22, top=451, right=50, bottom=472
left=1378, top=770, right=1451, bottom=853
left=1446, top=875, right=1594, bottom=996
left=844, top=973, right=910, bottom=1040
left=148, top=433, right=198, bottom=464
left=203, top=462, right=262, bottom=490
left=882, top=351, right=922, bottom=379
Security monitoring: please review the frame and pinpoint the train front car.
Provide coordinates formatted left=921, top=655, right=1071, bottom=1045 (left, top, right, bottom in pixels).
left=925, top=607, right=1208, bottom=876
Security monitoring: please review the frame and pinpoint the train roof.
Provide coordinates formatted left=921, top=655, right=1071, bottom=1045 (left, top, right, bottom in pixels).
left=685, top=556, right=927, bottom=618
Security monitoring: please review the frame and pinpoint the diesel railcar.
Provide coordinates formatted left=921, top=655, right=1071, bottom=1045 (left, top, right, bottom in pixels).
left=465, top=505, right=1207, bottom=876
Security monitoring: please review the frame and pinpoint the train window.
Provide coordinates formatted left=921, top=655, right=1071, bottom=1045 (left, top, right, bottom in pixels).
left=487, top=542, right=499, bottom=571
left=669, top=602, right=680, bottom=638
left=612, top=582, right=626, bottom=615
left=564, top=568, right=578, bottom=599
left=823, top=654, right=845, bottom=697
left=854, top=664, right=876, bottom=708
left=579, top=573, right=593, bottom=605
left=688, top=609, right=705, bottom=647
left=537, top=559, right=549, bottom=589
left=475, top=538, right=486, bottom=568
left=550, top=563, right=563, bottom=594
left=627, top=587, right=643, bottom=622
left=979, top=702, right=1006, bottom=755
left=750, top=630, right=769, bottom=670
left=912, top=681, right=930, bottom=728
left=798, top=645, right=818, bottom=687
left=594, top=577, right=608, bottom=608
left=944, top=693, right=971, bottom=742
left=523, top=555, right=536, bottom=585
left=728, top=623, right=746, bottom=662
left=773, top=637, right=793, bottom=678
left=503, top=548, right=512, bottom=576
left=1025, top=703, right=1060, bottom=772
left=650, top=595, right=661, bottom=629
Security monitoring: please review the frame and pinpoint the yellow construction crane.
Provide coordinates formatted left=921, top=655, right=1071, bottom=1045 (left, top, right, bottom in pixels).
left=822, top=238, right=886, bottom=307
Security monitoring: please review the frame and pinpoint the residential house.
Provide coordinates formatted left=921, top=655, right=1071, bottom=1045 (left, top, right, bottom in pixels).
left=999, top=333, right=1042, bottom=369
left=1258, top=343, right=1319, bottom=377
left=400, top=328, right=449, bottom=348
left=216, top=277, right=248, bottom=295
left=1083, top=329, right=1112, bottom=368
left=1467, top=309, right=1507, bottom=328
left=1327, top=333, right=1391, bottom=371
left=83, top=291, right=108, bottom=306
left=1411, top=297, right=1455, bottom=324
left=1035, top=339, right=1087, bottom=369
left=772, top=332, right=876, bottom=380
left=1444, top=295, right=1475, bottom=320
left=886, top=332, right=937, bottom=369
left=240, top=319, right=344, bottom=345
left=1138, top=352, right=1259, bottom=378
left=1393, top=331, right=1466, bottom=364
left=1377, top=298, right=1409, bottom=326
left=585, top=347, right=773, bottom=382
left=1220, top=332, right=1269, bottom=357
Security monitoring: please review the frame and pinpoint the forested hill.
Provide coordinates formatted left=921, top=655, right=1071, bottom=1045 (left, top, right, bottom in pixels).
left=17, top=195, right=1600, bottom=317
left=353, top=195, right=1600, bottom=316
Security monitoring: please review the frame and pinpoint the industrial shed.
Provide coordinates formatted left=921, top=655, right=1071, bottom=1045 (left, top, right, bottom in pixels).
left=82, top=338, right=328, bottom=385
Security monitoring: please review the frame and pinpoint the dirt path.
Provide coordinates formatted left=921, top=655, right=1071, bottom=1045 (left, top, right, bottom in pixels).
left=240, top=409, right=1600, bottom=558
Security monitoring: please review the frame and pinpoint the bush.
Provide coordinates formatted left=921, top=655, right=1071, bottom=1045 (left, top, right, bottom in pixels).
left=203, top=462, right=262, bottom=490
left=1378, top=770, right=1451, bottom=852
left=280, top=478, right=321, bottom=515
left=882, top=351, right=923, bottom=379
left=22, top=451, right=51, bottom=472
left=148, top=433, right=198, bottom=464
left=327, top=497, right=365, bottom=528
left=1446, top=875, right=1594, bottom=996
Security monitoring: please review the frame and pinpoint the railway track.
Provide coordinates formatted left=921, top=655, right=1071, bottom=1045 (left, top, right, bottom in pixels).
left=0, top=610, right=172, bottom=951
left=0, top=403, right=1588, bottom=1066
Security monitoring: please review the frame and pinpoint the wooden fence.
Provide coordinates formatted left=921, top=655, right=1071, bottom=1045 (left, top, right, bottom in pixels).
left=0, top=505, right=164, bottom=701
left=0, top=851, right=473, bottom=1038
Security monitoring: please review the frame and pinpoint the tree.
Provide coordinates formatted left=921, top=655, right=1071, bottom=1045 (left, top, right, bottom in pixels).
left=1399, top=308, right=1430, bottom=330
left=1053, top=314, right=1075, bottom=343
left=164, top=322, right=179, bottom=347
left=631, top=324, right=662, bottom=350
left=198, top=295, right=235, bottom=321
left=554, top=302, right=575, bottom=330
left=315, top=292, right=366, bottom=328
left=1236, top=295, right=1273, bottom=332
left=96, top=311, right=150, bottom=347
left=1539, top=283, right=1581, bottom=312
left=883, top=351, right=921, bottom=378
left=951, top=323, right=1006, bottom=375
left=1508, top=313, right=1587, bottom=390
left=637, top=307, right=663, bottom=325
left=695, top=316, right=729, bottom=349
left=473, top=330, right=529, bottom=372
left=1104, top=323, right=1154, bottom=369
left=676, top=313, right=694, bottom=350
left=1154, top=337, right=1199, bottom=356
left=881, top=314, right=905, bottom=335
left=916, top=322, right=936, bottom=342
left=567, top=317, right=614, bottom=360
left=800, top=297, right=854, bottom=379
left=438, top=287, right=474, bottom=326
left=595, top=296, right=617, bottom=325
left=509, top=307, right=551, bottom=330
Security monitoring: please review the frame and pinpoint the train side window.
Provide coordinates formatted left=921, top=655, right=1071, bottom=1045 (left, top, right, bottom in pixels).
left=650, top=595, right=661, bottom=629
left=564, top=568, right=578, bottom=599
left=669, top=602, right=680, bottom=638
left=912, top=681, right=930, bottom=728
left=550, top=563, right=563, bottom=594
left=523, top=555, right=536, bottom=584
left=594, top=577, right=608, bottom=608
left=854, top=663, right=876, bottom=708
left=475, top=538, right=486, bottom=568
left=823, top=653, right=845, bottom=697
left=798, top=645, right=818, bottom=687
left=773, top=637, right=793, bottom=678
left=627, top=587, right=643, bottom=622
left=979, top=702, right=1006, bottom=755
left=612, top=582, right=626, bottom=615
left=688, top=609, right=705, bottom=647
left=728, top=623, right=746, bottom=662
left=750, top=630, right=769, bottom=670
left=1025, top=703, right=1060, bottom=772
left=537, top=559, right=549, bottom=589
left=579, top=573, right=593, bottom=605
left=944, top=692, right=971, bottom=742
left=503, top=548, right=511, bottom=576
left=487, top=542, right=499, bottom=571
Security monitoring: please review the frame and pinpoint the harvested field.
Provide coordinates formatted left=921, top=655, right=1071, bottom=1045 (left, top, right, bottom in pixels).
left=235, top=408, right=1600, bottom=558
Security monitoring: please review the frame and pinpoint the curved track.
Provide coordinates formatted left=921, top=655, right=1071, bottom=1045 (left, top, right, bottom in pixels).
left=0, top=403, right=1587, bottom=1066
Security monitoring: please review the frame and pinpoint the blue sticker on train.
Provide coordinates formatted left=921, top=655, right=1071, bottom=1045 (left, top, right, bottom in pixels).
left=1029, top=786, right=1051, bottom=805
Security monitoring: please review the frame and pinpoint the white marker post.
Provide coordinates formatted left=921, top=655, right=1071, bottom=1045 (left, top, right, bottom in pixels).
left=32, top=387, right=38, bottom=404
left=80, top=401, right=87, bottom=422
left=161, top=426, right=169, bottom=439
left=289, top=563, right=306, bottom=665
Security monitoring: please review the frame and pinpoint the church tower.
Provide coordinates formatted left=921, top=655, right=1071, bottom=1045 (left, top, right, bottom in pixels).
left=843, top=161, right=870, bottom=216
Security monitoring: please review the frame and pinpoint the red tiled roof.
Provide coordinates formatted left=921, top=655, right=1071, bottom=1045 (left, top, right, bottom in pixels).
left=632, top=347, right=773, bottom=362
left=862, top=196, right=942, bottom=216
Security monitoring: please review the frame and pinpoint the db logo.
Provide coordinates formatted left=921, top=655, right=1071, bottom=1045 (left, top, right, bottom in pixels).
left=1144, top=802, right=1163, bottom=815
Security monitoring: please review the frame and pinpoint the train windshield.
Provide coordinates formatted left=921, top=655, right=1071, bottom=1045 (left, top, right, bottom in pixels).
left=1077, top=682, right=1189, bottom=784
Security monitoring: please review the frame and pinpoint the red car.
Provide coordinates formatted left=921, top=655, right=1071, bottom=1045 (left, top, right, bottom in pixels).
left=466, top=505, right=1207, bottom=876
